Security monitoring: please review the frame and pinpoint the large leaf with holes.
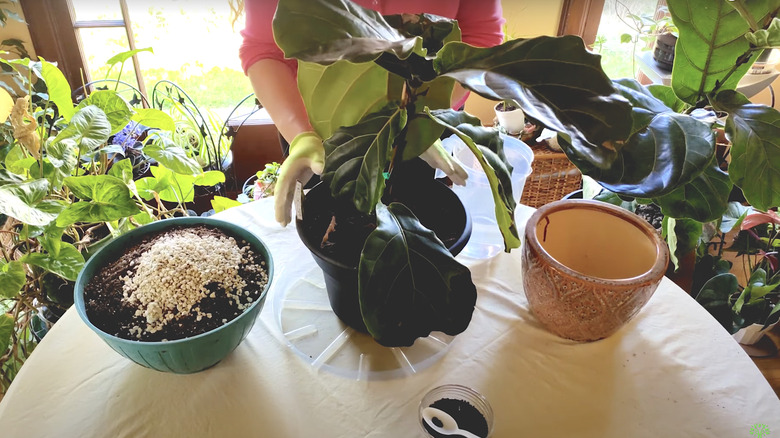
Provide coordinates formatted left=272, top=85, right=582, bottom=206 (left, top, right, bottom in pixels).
left=57, top=175, right=139, bottom=226
left=273, top=0, right=424, bottom=64
left=52, top=105, right=111, bottom=155
left=434, top=36, right=633, bottom=154
left=715, top=90, right=780, bottom=211
left=667, top=0, right=777, bottom=105
left=572, top=79, right=715, bottom=198
left=359, top=203, right=476, bottom=347
left=321, top=104, right=407, bottom=213
left=425, top=108, right=520, bottom=251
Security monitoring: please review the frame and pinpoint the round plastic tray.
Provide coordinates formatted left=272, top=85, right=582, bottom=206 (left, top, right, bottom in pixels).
left=274, top=266, right=454, bottom=380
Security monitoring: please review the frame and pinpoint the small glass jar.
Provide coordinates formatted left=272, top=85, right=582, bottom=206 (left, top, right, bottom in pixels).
left=418, top=384, right=494, bottom=438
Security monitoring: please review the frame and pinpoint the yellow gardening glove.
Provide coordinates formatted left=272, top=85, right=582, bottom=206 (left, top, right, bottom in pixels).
left=274, top=131, right=325, bottom=226
left=419, top=139, right=468, bottom=186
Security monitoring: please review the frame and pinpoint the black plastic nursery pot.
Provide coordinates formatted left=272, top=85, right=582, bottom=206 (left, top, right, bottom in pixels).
left=296, top=179, right=472, bottom=332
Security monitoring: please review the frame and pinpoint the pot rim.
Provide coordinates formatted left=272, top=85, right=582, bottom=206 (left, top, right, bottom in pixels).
left=296, top=180, right=472, bottom=271
left=74, top=216, right=273, bottom=346
left=524, top=199, right=669, bottom=285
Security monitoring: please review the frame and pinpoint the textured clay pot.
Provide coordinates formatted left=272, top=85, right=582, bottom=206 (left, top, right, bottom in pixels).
left=522, top=200, right=669, bottom=342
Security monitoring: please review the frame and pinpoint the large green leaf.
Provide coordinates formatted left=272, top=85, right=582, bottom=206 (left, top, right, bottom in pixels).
left=399, top=75, right=455, bottom=161
left=45, top=138, right=78, bottom=189
left=745, top=17, right=780, bottom=47
left=40, top=58, right=74, bottom=121
left=667, top=0, right=776, bottom=105
left=106, top=47, right=153, bottom=67
left=135, top=165, right=196, bottom=203
left=57, top=175, right=139, bottom=226
left=715, top=90, right=780, bottom=211
left=576, top=79, right=715, bottom=198
left=0, top=260, right=25, bottom=299
left=193, top=170, right=225, bottom=187
left=696, top=272, right=740, bottom=332
left=0, top=313, right=13, bottom=357
left=21, top=242, right=84, bottom=281
left=211, top=196, right=242, bottom=213
left=77, top=90, right=133, bottom=135
left=321, top=104, right=407, bottom=213
left=384, top=12, right=461, bottom=55
left=273, top=0, right=424, bottom=64
left=298, top=60, right=390, bottom=141
left=0, top=179, right=58, bottom=226
left=720, top=201, right=752, bottom=233
left=131, top=108, right=175, bottom=132
left=0, top=168, right=24, bottom=186
left=425, top=108, right=520, bottom=251
left=144, top=131, right=202, bottom=175
left=653, top=163, right=732, bottom=222
left=52, top=105, right=111, bottom=155
left=359, top=203, right=476, bottom=347
left=434, top=36, right=633, bottom=152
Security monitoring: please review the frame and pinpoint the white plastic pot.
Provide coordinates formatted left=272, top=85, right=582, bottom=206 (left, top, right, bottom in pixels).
left=733, top=321, right=778, bottom=345
left=494, top=102, right=525, bottom=135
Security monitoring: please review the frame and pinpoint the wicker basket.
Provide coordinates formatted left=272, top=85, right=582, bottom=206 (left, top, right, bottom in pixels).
left=520, top=142, right=581, bottom=208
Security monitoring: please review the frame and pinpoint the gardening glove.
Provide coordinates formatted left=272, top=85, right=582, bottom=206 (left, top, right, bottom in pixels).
left=274, top=131, right=325, bottom=227
left=420, top=139, right=468, bottom=186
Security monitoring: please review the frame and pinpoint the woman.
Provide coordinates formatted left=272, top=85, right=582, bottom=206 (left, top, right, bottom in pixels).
left=238, top=0, right=505, bottom=225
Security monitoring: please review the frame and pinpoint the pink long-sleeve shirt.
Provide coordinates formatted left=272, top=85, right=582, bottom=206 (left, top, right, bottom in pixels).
left=239, top=0, right=505, bottom=74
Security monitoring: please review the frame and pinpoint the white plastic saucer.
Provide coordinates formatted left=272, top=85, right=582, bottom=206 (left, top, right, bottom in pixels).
left=274, top=266, right=454, bottom=381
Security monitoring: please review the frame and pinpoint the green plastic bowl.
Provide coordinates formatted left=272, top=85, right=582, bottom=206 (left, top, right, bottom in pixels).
left=74, top=217, right=273, bottom=374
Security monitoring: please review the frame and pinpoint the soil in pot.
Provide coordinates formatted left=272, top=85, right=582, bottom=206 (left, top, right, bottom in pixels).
left=84, top=225, right=269, bottom=341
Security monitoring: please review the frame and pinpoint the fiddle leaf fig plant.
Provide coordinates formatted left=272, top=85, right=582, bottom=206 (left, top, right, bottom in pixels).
left=271, top=0, right=720, bottom=346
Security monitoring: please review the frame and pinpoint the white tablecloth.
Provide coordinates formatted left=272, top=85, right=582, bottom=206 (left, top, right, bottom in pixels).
left=0, top=198, right=778, bottom=437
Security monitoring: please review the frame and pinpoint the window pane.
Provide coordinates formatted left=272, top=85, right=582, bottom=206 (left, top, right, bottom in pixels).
left=71, top=0, right=123, bottom=22
left=593, top=0, right=662, bottom=79
left=125, top=1, right=254, bottom=116
left=78, top=27, right=140, bottom=95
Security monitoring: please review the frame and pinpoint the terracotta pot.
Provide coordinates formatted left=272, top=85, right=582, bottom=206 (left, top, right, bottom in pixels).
left=522, top=200, right=670, bottom=342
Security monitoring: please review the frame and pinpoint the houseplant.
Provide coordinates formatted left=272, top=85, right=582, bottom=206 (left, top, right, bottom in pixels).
left=696, top=208, right=780, bottom=344
left=0, top=53, right=225, bottom=391
left=271, top=0, right=723, bottom=346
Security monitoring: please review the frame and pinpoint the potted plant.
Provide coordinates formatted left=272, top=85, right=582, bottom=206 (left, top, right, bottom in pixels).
left=273, top=0, right=716, bottom=347
left=0, top=52, right=226, bottom=391
left=696, top=209, right=780, bottom=345
left=493, top=99, right=525, bottom=135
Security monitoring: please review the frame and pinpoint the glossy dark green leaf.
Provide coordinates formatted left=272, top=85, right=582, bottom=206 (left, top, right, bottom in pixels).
left=144, top=131, right=202, bottom=175
left=434, top=36, right=633, bottom=151
left=52, top=105, right=111, bottom=155
left=359, top=203, right=476, bottom=347
left=667, top=0, right=776, bottom=105
left=384, top=13, right=461, bottom=54
left=647, top=84, right=688, bottom=113
left=398, top=76, right=454, bottom=161
left=579, top=79, right=715, bottom=198
left=273, top=0, right=423, bottom=65
left=653, top=163, right=732, bottom=222
left=21, top=242, right=84, bottom=281
left=425, top=108, right=520, bottom=251
left=58, top=175, right=139, bottom=226
left=715, top=90, right=780, bottom=211
left=696, top=272, right=740, bottom=332
left=0, top=260, right=25, bottom=299
left=321, top=104, right=407, bottom=213
left=77, top=90, right=133, bottom=135
left=0, top=179, right=58, bottom=226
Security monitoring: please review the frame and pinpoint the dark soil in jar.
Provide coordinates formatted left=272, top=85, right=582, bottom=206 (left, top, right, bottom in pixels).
left=635, top=203, right=663, bottom=231
left=423, top=398, right=489, bottom=438
left=84, top=225, right=268, bottom=342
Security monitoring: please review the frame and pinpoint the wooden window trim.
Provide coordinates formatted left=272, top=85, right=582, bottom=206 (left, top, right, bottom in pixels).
left=557, top=0, right=607, bottom=48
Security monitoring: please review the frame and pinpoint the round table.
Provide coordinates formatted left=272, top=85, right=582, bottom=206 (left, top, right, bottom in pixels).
left=0, top=198, right=777, bottom=437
